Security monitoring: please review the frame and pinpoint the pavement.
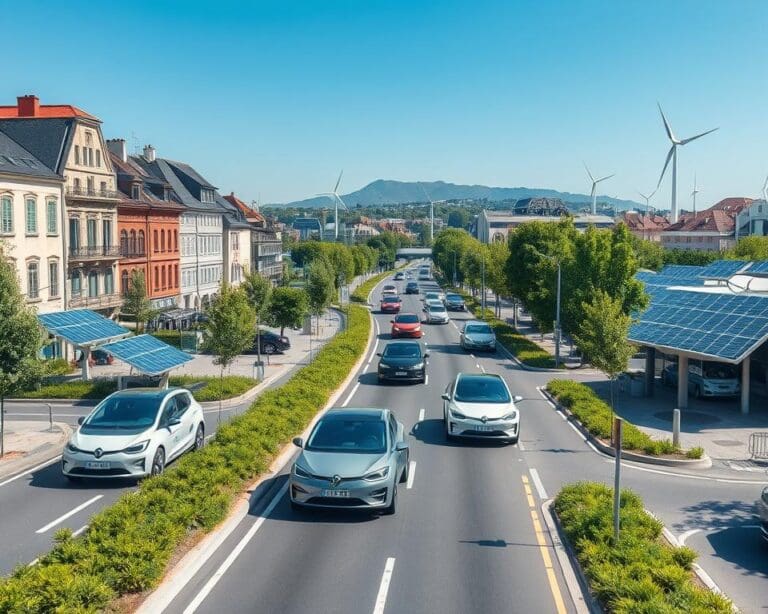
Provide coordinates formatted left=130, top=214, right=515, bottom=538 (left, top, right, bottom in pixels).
left=0, top=421, right=71, bottom=481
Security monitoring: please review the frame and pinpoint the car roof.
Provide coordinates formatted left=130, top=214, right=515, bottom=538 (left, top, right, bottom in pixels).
left=456, top=372, right=504, bottom=383
left=395, top=312, right=418, bottom=318
left=325, top=408, right=386, bottom=421
left=108, top=387, right=181, bottom=399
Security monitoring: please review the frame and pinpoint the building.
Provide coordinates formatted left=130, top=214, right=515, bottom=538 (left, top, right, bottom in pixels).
left=217, top=196, right=252, bottom=286
left=475, top=209, right=615, bottom=243
left=0, top=95, right=121, bottom=314
left=0, top=129, right=66, bottom=316
left=622, top=211, right=670, bottom=242
left=223, top=192, right=282, bottom=283
left=351, top=222, right=380, bottom=239
left=660, top=197, right=753, bottom=251
left=736, top=199, right=768, bottom=238
left=292, top=217, right=323, bottom=240
left=107, top=140, right=184, bottom=311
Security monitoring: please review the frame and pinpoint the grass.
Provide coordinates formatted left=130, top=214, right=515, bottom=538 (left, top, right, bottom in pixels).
left=17, top=379, right=118, bottom=400
left=554, top=482, right=731, bottom=613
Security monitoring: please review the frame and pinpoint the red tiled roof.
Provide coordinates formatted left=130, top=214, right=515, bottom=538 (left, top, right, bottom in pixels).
left=708, top=197, right=753, bottom=213
left=223, top=192, right=265, bottom=223
left=0, top=104, right=99, bottom=120
left=622, top=212, right=670, bottom=231
left=665, top=209, right=736, bottom=233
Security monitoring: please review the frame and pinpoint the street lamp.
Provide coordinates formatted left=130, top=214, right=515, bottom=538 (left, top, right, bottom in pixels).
left=481, top=250, right=486, bottom=319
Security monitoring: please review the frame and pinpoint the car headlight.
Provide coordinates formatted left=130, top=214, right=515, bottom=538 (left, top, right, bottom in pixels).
left=122, top=440, right=150, bottom=454
left=280, top=337, right=289, bottom=344
left=449, top=407, right=467, bottom=420
left=502, top=411, right=518, bottom=421
left=294, top=464, right=312, bottom=479
left=379, top=362, right=390, bottom=369
left=66, top=441, right=81, bottom=453
left=412, top=362, right=425, bottom=370
left=363, top=467, right=390, bottom=481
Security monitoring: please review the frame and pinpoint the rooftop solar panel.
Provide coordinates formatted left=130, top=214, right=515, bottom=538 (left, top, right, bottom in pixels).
left=38, top=309, right=130, bottom=346
left=102, top=334, right=193, bottom=375
left=747, top=261, right=768, bottom=276
left=658, top=265, right=705, bottom=279
left=697, top=260, right=750, bottom=280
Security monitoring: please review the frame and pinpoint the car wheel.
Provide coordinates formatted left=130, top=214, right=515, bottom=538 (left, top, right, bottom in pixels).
left=150, top=447, right=165, bottom=476
left=193, top=423, right=205, bottom=451
left=263, top=343, right=277, bottom=355
left=383, top=485, right=397, bottom=515
left=400, top=453, right=410, bottom=483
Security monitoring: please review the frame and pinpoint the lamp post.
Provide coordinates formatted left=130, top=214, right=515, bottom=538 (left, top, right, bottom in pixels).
left=481, top=250, right=486, bottom=318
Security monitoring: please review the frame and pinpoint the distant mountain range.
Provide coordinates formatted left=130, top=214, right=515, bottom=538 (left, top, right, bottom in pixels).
left=272, top=179, right=643, bottom=211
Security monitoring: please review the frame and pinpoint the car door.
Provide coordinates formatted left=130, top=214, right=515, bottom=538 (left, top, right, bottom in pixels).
left=388, top=414, right=404, bottom=477
left=173, top=391, right=197, bottom=453
left=158, top=396, right=184, bottom=460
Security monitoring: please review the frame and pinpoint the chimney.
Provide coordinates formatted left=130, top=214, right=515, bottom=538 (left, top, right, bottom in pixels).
left=106, top=138, right=127, bottom=163
left=17, top=94, right=40, bottom=117
left=143, top=144, right=156, bottom=162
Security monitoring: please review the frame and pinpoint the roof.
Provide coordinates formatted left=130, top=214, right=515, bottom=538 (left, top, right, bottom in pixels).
left=216, top=196, right=251, bottom=230
left=101, top=334, right=193, bottom=376
left=709, top=197, right=753, bottom=212
left=0, top=104, right=98, bottom=120
left=38, top=309, right=131, bottom=346
left=293, top=218, right=322, bottom=229
left=665, top=209, right=738, bottom=233
left=325, top=408, right=385, bottom=420
left=133, top=156, right=222, bottom=213
left=0, top=118, right=74, bottom=173
left=622, top=211, right=670, bottom=231
left=109, top=151, right=184, bottom=212
left=223, top=192, right=266, bottom=224
left=0, top=130, right=61, bottom=179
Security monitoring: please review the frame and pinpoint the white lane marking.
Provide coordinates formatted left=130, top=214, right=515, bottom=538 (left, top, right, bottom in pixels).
left=518, top=441, right=525, bottom=451
left=372, top=557, right=396, bottom=614
left=529, top=468, right=548, bottom=500
left=606, top=459, right=710, bottom=480
left=475, top=363, right=480, bottom=369
left=72, top=524, right=88, bottom=538
left=566, top=421, right=586, bottom=441
left=0, top=456, right=61, bottom=489
left=679, top=528, right=701, bottom=545
left=406, top=461, right=416, bottom=489
left=536, top=386, right=556, bottom=408
left=418, top=408, right=425, bottom=422
left=36, top=495, right=103, bottom=534
left=469, top=353, right=476, bottom=359
left=183, top=482, right=288, bottom=614
left=363, top=363, right=369, bottom=374
left=342, top=383, right=361, bottom=407
left=28, top=558, right=38, bottom=567
left=480, top=365, right=486, bottom=373
left=424, top=374, right=429, bottom=386
left=556, top=411, right=567, bottom=421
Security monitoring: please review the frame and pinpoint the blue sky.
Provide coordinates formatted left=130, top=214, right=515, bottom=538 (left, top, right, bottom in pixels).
left=4, top=0, right=768, bottom=207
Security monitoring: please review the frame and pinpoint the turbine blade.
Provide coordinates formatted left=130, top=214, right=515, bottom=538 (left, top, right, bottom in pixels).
left=657, top=102, right=678, bottom=143
left=583, top=162, right=595, bottom=182
left=763, top=174, right=768, bottom=191
left=679, top=127, right=719, bottom=146
left=419, top=182, right=433, bottom=204
left=637, top=190, right=648, bottom=200
left=333, top=170, right=344, bottom=194
left=657, top=145, right=675, bottom=188
left=649, top=188, right=657, bottom=199
left=596, top=174, right=614, bottom=183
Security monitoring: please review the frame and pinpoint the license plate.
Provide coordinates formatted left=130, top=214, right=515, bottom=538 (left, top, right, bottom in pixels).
left=395, top=371, right=407, bottom=376
left=321, top=489, right=350, bottom=497
left=475, top=425, right=495, bottom=432
left=85, top=461, right=110, bottom=469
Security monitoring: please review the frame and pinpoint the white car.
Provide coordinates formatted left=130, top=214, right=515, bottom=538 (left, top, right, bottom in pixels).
left=423, top=291, right=445, bottom=303
left=425, top=303, right=450, bottom=324
left=62, top=388, right=205, bottom=480
left=442, top=373, right=522, bottom=443
left=382, top=284, right=398, bottom=296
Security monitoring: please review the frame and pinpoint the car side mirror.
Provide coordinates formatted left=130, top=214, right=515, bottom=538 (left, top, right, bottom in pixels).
left=424, top=352, right=430, bottom=358
left=395, top=441, right=409, bottom=452
left=376, top=352, right=382, bottom=357
left=390, top=320, right=394, bottom=323
left=513, top=395, right=523, bottom=403
left=77, top=416, right=85, bottom=426
left=293, top=437, right=304, bottom=448
left=167, top=417, right=182, bottom=428
left=441, top=393, right=450, bottom=401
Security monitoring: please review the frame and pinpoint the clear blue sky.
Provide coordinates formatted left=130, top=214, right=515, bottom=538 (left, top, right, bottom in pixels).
left=4, top=0, right=767, bottom=207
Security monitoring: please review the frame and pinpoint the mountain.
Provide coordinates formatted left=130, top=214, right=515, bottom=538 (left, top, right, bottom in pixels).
left=273, top=179, right=643, bottom=211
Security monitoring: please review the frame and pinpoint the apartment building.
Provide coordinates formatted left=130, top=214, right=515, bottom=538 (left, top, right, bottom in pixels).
left=661, top=198, right=753, bottom=251
left=622, top=211, right=670, bottom=242
left=736, top=199, right=768, bottom=238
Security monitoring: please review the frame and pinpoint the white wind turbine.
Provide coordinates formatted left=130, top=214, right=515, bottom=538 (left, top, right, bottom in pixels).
left=419, top=183, right=435, bottom=242
left=761, top=174, right=768, bottom=203
left=317, top=170, right=348, bottom=241
left=636, top=187, right=657, bottom=215
left=691, top=174, right=700, bottom=216
left=584, top=163, right=614, bottom=214
left=656, top=103, right=718, bottom=224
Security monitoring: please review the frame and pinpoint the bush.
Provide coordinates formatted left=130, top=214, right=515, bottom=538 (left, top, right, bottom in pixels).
left=150, top=329, right=183, bottom=349
left=17, top=379, right=118, bottom=400
left=41, top=358, right=75, bottom=376
left=685, top=446, right=704, bottom=460
left=0, top=303, right=372, bottom=612
left=351, top=265, right=405, bottom=304
left=169, top=375, right=258, bottom=402
left=554, top=482, right=731, bottom=613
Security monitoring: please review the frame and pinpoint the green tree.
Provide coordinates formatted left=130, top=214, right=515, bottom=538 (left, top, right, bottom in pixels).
left=447, top=209, right=469, bottom=229
left=662, top=248, right=721, bottom=266
left=242, top=269, right=273, bottom=367
left=485, top=240, right=510, bottom=317
left=289, top=241, right=324, bottom=268
left=122, top=270, right=154, bottom=332
left=0, top=244, right=45, bottom=456
left=266, top=287, right=309, bottom=335
left=320, top=243, right=355, bottom=287
left=306, top=259, right=336, bottom=316
left=631, top=236, right=664, bottom=271
left=432, top=228, right=474, bottom=286
left=727, top=236, right=768, bottom=260
left=572, top=290, right=637, bottom=412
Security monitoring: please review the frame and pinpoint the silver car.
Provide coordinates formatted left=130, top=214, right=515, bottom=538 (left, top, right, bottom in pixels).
left=460, top=321, right=497, bottom=352
left=290, top=409, right=409, bottom=514
left=442, top=373, right=522, bottom=443
left=425, top=303, right=450, bottom=324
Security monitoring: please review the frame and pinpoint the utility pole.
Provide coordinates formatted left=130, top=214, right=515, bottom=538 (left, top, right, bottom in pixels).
left=555, top=261, right=561, bottom=368
left=481, top=251, right=486, bottom=318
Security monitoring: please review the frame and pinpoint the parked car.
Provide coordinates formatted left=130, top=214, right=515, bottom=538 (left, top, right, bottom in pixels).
left=382, top=284, right=398, bottom=296
left=660, top=360, right=740, bottom=398
left=442, top=373, right=522, bottom=443
left=757, top=487, right=768, bottom=543
left=460, top=321, right=497, bottom=352
left=74, top=349, right=114, bottom=367
left=391, top=313, right=423, bottom=338
left=394, top=272, right=405, bottom=281
left=380, top=295, right=402, bottom=313
left=425, top=302, right=450, bottom=324
left=405, top=281, right=420, bottom=294
left=289, top=408, right=409, bottom=514
left=62, top=388, right=205, bottom=480
left=245, top=330, right=291, bottom=355
left=377, top=341, right=428, bottom=383
left=445, top=293, right=466, bottom=311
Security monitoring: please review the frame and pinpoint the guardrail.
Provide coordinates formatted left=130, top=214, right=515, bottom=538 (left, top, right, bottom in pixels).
left=748, top=432, right=768, bottom=460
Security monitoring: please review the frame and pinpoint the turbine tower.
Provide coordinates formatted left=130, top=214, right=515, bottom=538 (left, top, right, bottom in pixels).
left=317, top=170, right=348, bottom=241
left=636, top=188, right=657, bottom=215
left=691, top=174, right=700, bottom=216
left=420, top=183, right=434, bottom=242
left=762, top=174, right=768, bottom=203
left=656, top=103, right=718, bottom=224
left=584, top=163, right=614, bottom=215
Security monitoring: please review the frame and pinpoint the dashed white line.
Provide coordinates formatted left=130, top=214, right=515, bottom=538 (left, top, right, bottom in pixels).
left=342, top=383, right=361, bottom=407
left=28, top=558, right=38, bottom=567
left=529, top=468, right=548, bottom=500
left=36, top=495, right=103, bottom=534
left=406, top=461, right=416, bottom=489
left=424, top=374, right=429, bottom=386
left=518, top=441, right=525, bottom=451
left=469, top=353, right=476, bottom=359
left=72, top=524, right=89, bottom=538
left=418, top=408, right=425, bottom=422
left=0, top=457, right=61, bottom=489
left=372, top=557, right=396, bottom=614
left=480, top=365, right=486, bottom=373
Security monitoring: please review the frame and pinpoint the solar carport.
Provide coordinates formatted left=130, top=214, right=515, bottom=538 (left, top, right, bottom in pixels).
left=630, top=261, right=768, bottom=413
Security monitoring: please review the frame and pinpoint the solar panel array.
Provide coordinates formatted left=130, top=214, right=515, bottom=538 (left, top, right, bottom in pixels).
left=102, top=334, right=193, bottom=375
left=747, top=261, right=768, bottom=276
left=658, top=265, right=705, bottom=279
left=697, top=260, right=750, bottom=280
left=635, top=271, right=705, bottom=296
left=38, top=309, right=129, bottom=345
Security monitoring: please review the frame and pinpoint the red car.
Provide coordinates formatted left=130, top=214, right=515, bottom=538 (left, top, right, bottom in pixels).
left=380, top=295, right=402, bottom=313
left=391, top=313, right=423, bottom=338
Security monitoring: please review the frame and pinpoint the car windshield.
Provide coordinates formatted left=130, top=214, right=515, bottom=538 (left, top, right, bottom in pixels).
left=465, top=324, right=492, bottom=334
left=81, top=395, right=162, bottom=432
left=395, top=314, right=419, bottom=323
left=306, top=418, right=387, bottom=453
left=446, top=294, right=462, bottom=301
left=384, top=343, right=421, bottom=357
left=704, top=365, right=737, bottom=379
left=429, top=304, right=446, bottom=312
left=382, top=295, right=401, bottom=302
left=454, top=376, right=510, bottom=403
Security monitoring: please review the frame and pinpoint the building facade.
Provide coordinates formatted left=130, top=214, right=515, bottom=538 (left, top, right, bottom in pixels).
left=476, top=209, right=615, bottom=243
left=660, top=198, right=753, bottom=251
left=622, top=211, right=670, bottom=242
left=736, top=199, right=768, bottom=238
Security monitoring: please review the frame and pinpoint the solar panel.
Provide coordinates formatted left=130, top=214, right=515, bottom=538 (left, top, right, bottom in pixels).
left=697, top=260, right=750, bottom=280
left=102, top=334, right=193, bottom=375
left=747, top=261, right=768, bottom=276
left=38, top=309, right=129, bottom=346
left=658, top=265, right=705, bottom=279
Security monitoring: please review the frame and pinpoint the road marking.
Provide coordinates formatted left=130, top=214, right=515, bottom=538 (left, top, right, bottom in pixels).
left=363, top=363, right=369, bottom=373
left=183, top=482, right=288, bottom=614
left=424, top=374, right=429, bottom=386
left=566, top=421, right=586, bottom=441
left=0, top=456, right=61, bottom=489
left=606, top=460, right=711, bottom=480
left=28, top=558, right=38, bottom=567
left=418, top=408, right=425, bottom=422
left=406, top=461, right=416, bottom=489
left=529, top=468, right=548, bottom=500
left=479, top=365, right=486, bottom=373
left=72, top=524, right=89, bottom=538
left=342, top=383, right=361, bottom=407
left=36, top=495, right=103, bottom=534
left=518, top=441, right=525, bottom=451
left=469, top=353, right=476, bottom=359
left=372, top=557, right=396, bottom=614
left=679, top=528, right=701, bottom=545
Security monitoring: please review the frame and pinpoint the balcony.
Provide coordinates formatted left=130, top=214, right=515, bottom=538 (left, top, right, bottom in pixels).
left=69, top=245, right=121, bottom=260
left=66, top=186, right=121, bottom=201
left=120, top=249, right=147, bottom=259
left=68, top=293, right=122, bottom=310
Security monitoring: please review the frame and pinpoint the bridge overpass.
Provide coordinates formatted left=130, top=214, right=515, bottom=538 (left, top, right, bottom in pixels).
left=396, top=247, right=432, bottom=259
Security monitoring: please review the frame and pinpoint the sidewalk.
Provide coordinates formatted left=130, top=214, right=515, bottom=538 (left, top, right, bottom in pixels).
left=0, top=421, right=71, bottom=481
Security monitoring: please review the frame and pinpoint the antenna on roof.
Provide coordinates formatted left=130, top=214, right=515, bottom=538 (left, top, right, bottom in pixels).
left=130, top=131, right=140, bottom=155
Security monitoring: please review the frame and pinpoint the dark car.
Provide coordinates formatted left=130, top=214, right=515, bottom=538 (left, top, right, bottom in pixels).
left=405, top=281, right=419, bottom=294
left=74, top=349, right=114, bottom=367
left=394, top=272, right=405, bottom=280
left=380, top=295, right=402, bottom=313
left=377, top=341, right=428, bottom=384
left=245, top=330, right=291, bottom=355
left=445, top=293, right=466, bottom=311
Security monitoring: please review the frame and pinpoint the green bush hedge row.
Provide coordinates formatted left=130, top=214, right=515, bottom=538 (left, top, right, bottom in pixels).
left=351, top=264, right=405, bottom=304
left=150, top=329, right=183, bottom=348
left=554, top=482, right=731, bottom=613
left=169, top=375, right=258, bottom=403
left=0, top=304, right=371, bottom=613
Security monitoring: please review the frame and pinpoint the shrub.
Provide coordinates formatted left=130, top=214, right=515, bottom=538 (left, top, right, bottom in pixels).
left=18, top=379, right=118, bottom=400
left=685, top=446, right=704, bottom=460
left=150, top=329, right=183, bottom=349
left=554, top=482, right=731, bottom=613
left=41, top=358, right=75, bottom=376
left=169, top=375, right=257, bottom=402
left=351, top=265, right=405, bottom=304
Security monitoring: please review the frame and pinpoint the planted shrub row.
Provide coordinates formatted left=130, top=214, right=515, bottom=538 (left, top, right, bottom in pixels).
left=0, top=303, right=371, bottom=613
left=351, top=264, right=406, bottom=304
left=554, top=482, right=731, bottom=613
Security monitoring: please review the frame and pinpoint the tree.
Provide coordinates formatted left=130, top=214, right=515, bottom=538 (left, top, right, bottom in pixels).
left=0, top=243, right=45, bottom=456
left=306, top=259, right=336, bottom=316
left=320, top=243, right=355, bottom=288
left=447, top=209, right=469, bottom=229
left=572, top=290, right=637, bottom=413
left=727, top=236, right=768, bottom=260
left=631, top=236, right=664, bottom=271
left=267, top=287, right=309, bottom=335
left=485, top=240, right=510, bottom=317
left=242, top=269, right=272, bottom=370
left=122, top=270, right=154, bottom=332
left=432, top=228, right=474, bottom=286
left=202, top=283, right=256, bottom=421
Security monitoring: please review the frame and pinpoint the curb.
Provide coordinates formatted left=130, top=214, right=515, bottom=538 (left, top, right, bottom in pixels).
left=539, top=387, right=713, bottom=470
left=136, top=292, right=379, bottom=613
left=0, top=422, right=72, bottom=482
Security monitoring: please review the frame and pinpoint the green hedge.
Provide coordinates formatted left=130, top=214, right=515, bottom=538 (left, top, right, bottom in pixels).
left=150, top=330, right=183, bottom=348
left=554, top=482, right=731, bottom=613
left=0, top=304, right=371, bottom=613
left=169, top=375, right=258, bottom=403
left=351, top=265, right=404, bottom=303
left=18, top=379, right=118, bottom=400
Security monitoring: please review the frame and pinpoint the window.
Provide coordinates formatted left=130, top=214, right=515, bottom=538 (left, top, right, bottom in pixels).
left=87, top=219, right=97, bottom=248
left=161, top=266, right=167, bottom=289
left=75, top=146, right=81, bottom=165
left=153, top=229, right=159, bottom=252
left=138, top=230, right=145, bottom=254
left=73, top=177, right=81, bottom=192
left=100, top=181, right=107, bottom=195
left=102, top=219, right=112, bottom=247
left=87, top=176, right=94, bottom=193
left=96, top=150, right=101, bottom=167
left=46, top=200, right=57, bottom=234
left=120, top=230, right=129, bottom=253
left=131, top=184, right=140, bottom=200
left=69, top=218, right=80, bottom=249
left=104, top=268, right=114, bottom=294
left=161, top=229, right=166, bottom=252
left=87, top=271, right=98, bottom=297
left=154, top=266, right=159, bottom=291
left=173, top=230, right=178, bottom=251
left=85, top=131, right=92, bottom=146
left=129, top=230, right=137, bottom=254
left=25, top=198, right=37, bottom=234
left=48, top=261, right=59, bottom=297
left=174, top=264, right=179, bottom=287
left=27, top=262, right=39, bottom=299
left=0, top=195, right=12, bottom=233
left=88, top=148, right=94, bottom=167
left=71, top=270, right=82, bottom=296
left=121, top=270, right=129, bottom=295
left=232, top=232, right=239, bottom=250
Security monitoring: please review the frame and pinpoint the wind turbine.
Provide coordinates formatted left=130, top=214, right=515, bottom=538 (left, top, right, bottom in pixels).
left=761, top=174, right=768, bottom=203
left=656, top=103, right=718, bottom=224
left=419, top=183, right=434, bottom=242
left=636, top=188, right=657, bottom=215
left=691, top=174, right=700, bottom=216
left=317, top=170, right=348, bottom=241
left=584, top=163, right=614, bottom=215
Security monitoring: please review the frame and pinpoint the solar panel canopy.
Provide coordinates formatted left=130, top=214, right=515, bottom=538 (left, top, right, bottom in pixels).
left=747, top=261, right=768, bottom=276
left=697, top=260, right=750, bottom=280
left=658, top=265, right=704, bottom=279
left=102, top=334, right=193, bottom=375
left=38, top=309, right=129, bottom=346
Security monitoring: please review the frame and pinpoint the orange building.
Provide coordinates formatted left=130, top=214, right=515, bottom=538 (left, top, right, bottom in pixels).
left=108, top=141, right=183, bottom=309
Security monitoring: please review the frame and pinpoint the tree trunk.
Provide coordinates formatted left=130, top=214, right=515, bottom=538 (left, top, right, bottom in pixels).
left=280, top=325, right=285, bottom=336
left=218, top=365, right=224, bottom=425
